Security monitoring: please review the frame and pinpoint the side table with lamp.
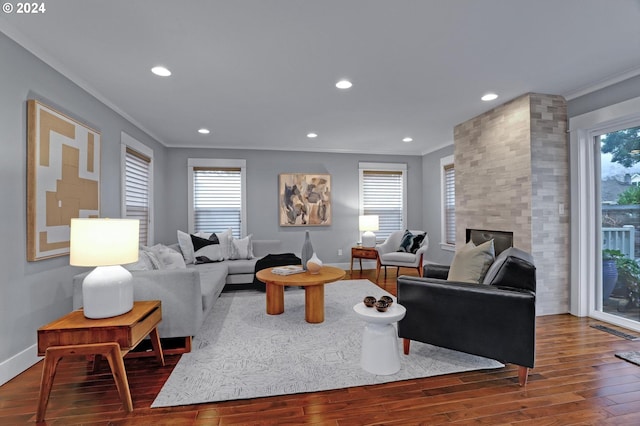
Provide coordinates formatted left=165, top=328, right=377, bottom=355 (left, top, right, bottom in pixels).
left=35, top=218, right=166, bottom=422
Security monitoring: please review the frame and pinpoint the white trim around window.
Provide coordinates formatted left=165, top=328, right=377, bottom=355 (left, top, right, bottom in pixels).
left=120, top=132, right=154, bottom=246
left=187, top=158, right=247, bottom=237
left=358, top=162, right=407, bottom=242
left=440, top=155, right=455, bottom=251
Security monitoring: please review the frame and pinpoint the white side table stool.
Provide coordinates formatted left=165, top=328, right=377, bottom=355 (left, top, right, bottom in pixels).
left=353, top=301, right=406, bottom=375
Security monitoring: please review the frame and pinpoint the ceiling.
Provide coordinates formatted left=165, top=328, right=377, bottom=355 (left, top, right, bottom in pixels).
left=2, top=0, right=640, bottom=155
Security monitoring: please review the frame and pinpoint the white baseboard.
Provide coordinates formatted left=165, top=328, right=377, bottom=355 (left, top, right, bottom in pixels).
left=0, top=344, right=40, bottom=386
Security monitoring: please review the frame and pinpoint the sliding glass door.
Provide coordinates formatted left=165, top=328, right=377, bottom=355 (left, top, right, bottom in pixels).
left=598, top=124, right=640, bottom=326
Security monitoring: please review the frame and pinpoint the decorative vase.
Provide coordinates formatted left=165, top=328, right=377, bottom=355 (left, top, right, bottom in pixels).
left=307, top=252, right=323, bottom=274
left=602, top=259, right=618, bottom=301
left=301, top=230, right=313, bottom=271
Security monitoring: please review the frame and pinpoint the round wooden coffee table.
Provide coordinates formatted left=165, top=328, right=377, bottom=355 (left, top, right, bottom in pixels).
left=256, top=265, right=346, bottom=323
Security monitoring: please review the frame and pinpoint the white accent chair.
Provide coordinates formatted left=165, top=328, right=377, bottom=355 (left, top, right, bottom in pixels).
left=375, top=230, right=429, bottom=281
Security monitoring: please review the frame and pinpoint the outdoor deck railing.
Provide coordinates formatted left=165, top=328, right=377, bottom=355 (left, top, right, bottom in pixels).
left=602, top=225, right=635, bottom=259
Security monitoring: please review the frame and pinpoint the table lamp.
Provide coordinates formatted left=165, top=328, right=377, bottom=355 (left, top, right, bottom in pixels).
left=70, top=218, right=139, bottom=319
left=359, top=215, right=379, bottom=248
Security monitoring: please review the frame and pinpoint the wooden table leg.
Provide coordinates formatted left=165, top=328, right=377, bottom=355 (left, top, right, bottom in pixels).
left=37, top=343, right=133, bottom=422
left=36, top=349, right=64, bottom=422
left=149, top=327, right=165, bottom=366
left=266, top=282, right=285, bottom=315
left=102, top=343, right=133, bottom=412
left=305, top=284, right=325, bottom=323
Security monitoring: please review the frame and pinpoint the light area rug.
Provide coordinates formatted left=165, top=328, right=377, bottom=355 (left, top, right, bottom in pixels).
left=152, top=279, right=503, bottom=408
left=616, top=351, right=640, bottom=366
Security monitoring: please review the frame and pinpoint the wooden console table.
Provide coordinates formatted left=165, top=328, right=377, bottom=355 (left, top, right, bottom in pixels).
left=36, top=300, right=164, bottom=422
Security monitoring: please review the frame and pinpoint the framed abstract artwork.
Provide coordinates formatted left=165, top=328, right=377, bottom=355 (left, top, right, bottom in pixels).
left=27, top=100, right=101, bottom=261
left=279, top=173, right=331, bottom=226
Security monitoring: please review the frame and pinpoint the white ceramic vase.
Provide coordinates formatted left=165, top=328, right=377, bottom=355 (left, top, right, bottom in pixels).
left=307, top=252, right=323, bottom=274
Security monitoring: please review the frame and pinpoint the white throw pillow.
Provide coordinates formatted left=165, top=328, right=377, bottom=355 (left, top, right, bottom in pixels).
left=447, top=239, right=495, bottom=283
left=229, top=234, right=254, bottom=260
left=194, top=244, right=224, bottom=262
left=197, top=228, right=233, bottom=259
left=177, top=230, right=195, bottom=264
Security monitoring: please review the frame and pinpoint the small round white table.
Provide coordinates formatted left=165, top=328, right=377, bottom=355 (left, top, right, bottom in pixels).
left=353, top=301, right=406, bottom=375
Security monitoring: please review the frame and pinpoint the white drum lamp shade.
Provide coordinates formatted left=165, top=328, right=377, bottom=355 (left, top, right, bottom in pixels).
left=359, top=215, right=379, bottom=248
left=70, top=218, right=139, bottom=319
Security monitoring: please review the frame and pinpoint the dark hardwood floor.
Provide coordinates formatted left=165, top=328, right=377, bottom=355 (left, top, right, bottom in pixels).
left=2, top=269, right=640, bottom=425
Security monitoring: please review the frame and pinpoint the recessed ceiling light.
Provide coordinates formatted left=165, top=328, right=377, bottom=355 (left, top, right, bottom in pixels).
left=307, top=132, right=318, bottom=138
left=151, top=66, right=172, bottom=77
left=481, top=93, right=498, bottom=101
left=198, top=128, right=210, bottom=134
left=335, top=79, right=353, bottom=89
left=402, top=137, right=413, bottom=143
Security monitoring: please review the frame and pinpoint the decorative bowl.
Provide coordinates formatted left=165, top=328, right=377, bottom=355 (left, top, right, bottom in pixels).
left=380, top=295, right=393, bottom=306
left=375, top=300, right=389, bottom=312
left=363, top=296, right=377, bottom=307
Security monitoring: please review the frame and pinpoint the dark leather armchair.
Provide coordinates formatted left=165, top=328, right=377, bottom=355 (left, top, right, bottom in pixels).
left=397, top=246, right=536, bottom=385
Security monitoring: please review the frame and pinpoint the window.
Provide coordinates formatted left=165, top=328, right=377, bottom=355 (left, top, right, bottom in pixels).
left=359, top=162, right=407, bottom=241
left=188, top=159, right=246, bottom=238
left=121, top=133, right=153, bottom=246
left=441, top=155, right=455, bottom=249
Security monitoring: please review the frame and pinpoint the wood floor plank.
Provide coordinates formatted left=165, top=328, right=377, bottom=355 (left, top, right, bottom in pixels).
left=2, top=269, right=640, bottom=424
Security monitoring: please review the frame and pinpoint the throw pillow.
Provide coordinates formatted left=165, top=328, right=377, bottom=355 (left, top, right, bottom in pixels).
left=229, top=234, right=254, bottom=260
left=177, top=230, right=196, bottom=264
left=191, top=234, right=224, bottom=262
left=138, top=248, right=162, bottom=270
left=197, top=228, right=233, bottom=259
left=447, top=239, right=495, bottom=283
left=124, top=249, right=155, bottom=271
left=397, top=230, right=427, bottom=254
left=146, top=244, right=187, bottom=270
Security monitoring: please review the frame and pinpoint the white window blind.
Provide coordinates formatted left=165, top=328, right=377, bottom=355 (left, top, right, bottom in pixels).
left=124, top=147, right=151, bottom=246
left=444, top=164, right=456, bottom=245
left=193, top=167, right=242, bottom=238
left=361, top=169, right=405, bottom=241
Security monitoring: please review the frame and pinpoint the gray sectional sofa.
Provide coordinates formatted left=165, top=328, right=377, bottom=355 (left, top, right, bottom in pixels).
left=72, top=239, right=282, bottom=348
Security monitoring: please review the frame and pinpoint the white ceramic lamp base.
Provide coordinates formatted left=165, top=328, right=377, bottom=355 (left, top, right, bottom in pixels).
left=82, top=265, right=134, bottom=319
left=361, top=231, right=377, bottom=248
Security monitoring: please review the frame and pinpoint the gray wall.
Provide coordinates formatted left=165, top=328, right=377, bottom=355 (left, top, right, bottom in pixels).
left=568, top=75, right=640, bottom=118
left=161, top=148, right=424, bottom=264
left=421, top=145, right=455, bottom=265
left=0, top=32, right=167, bottom=383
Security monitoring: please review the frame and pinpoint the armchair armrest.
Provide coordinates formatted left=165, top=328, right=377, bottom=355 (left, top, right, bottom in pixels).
left=423, top=263, right=450, bottom=279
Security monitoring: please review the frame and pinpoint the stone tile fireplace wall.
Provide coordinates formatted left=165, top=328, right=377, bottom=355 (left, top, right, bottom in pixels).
left=454, top=93, right=569, bottom=315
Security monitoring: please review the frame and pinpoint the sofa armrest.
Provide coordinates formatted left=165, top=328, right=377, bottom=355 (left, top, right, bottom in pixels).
left=73, top=268, right=204, bottom=339
left=397, top=275, right=536, bottom=368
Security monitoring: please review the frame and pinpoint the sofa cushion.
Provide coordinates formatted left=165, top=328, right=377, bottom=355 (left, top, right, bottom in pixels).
left=381, top=251, right=419, bottom=265
left=226, top=258, right=259, bottom=275
left=447, top=239, right=495, bottom=283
